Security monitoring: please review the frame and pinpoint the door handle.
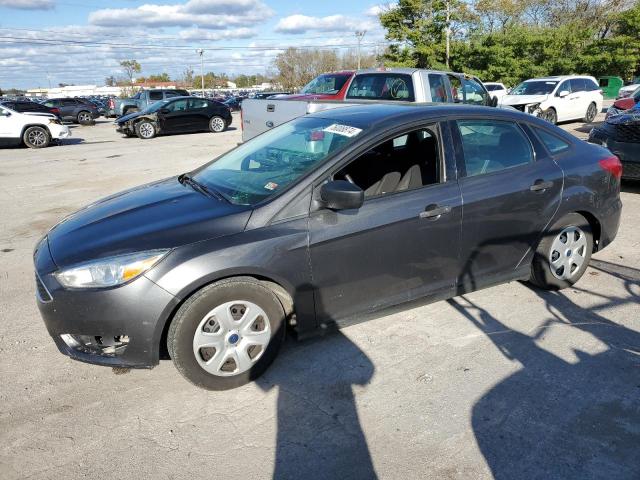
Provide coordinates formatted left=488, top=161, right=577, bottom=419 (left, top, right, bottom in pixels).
left=419, top=204, right=451, bottom=219
left=530, top=180, right=554, bottom=192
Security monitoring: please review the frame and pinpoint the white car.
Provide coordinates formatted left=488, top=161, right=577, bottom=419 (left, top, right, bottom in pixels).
left=0, top=104, right=70, bottom=148
left=617, top=83, right=640, bottom=99
left=500, top=75, right=603, bottom=124
left=483, top=82, right=508, bottom=103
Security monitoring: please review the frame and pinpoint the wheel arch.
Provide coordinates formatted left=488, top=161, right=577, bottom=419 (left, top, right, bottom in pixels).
left=575, top=209, right=602, bottom=252
left=20, top=123, right=51, bottom=144
left=156, top=271, right=295, bottom=362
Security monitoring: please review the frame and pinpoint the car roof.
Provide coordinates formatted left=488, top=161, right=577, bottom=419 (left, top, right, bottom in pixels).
left=525, top=75, right=595, bottom=82
left=308, top=102, right=533, bottom=130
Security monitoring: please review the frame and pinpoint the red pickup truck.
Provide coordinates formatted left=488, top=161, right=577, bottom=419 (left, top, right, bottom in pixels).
left=279, top=71, right=355, bottom=101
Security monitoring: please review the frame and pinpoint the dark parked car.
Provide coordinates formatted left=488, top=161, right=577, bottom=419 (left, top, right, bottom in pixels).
left=41, top=98, right=100, bottom=124
left=588, top=104, right=640, bottom=179
left=34, top=104, right=621, bottom=390
left=0, top=100, right=61, bottom=119
left=115, top=96, right=232, bottom=139
left=223, top=97, right=242, bottom=111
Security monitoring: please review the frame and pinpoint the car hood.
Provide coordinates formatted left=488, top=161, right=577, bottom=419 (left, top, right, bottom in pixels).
left=47, top=177, right=252, bottom=268
left=116, top=110, right=145, bottom=123
left=501, top=94, right=549, bottom=105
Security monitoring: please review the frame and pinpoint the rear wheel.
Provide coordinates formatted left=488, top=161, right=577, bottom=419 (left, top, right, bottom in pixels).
left=23, top=126, right=50, bottom=148
left=77, top=110, right=93, bottom=125
left=167, top=278, right=286, bottom=390
left=529, top=213, right=593, bottom=290
left=209, top=116, right=227, bottom=133
left=583, top=102, right=597, bottom=123
left=135, top=120, right=156, bottom=139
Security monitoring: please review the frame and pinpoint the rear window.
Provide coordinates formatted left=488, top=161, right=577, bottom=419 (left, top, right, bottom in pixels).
left=346, top=73, right=414, bottom=101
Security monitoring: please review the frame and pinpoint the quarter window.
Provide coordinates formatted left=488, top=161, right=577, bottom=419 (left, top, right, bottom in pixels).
left=456, top=120, right=533, bottom=177
left=533, top=128, right=571, bottom=154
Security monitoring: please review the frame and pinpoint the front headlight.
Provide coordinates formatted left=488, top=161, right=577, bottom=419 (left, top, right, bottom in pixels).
left=55, top=250, right=169, bottom=289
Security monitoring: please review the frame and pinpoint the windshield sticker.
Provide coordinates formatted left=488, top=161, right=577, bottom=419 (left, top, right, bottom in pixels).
left=323, top=124, right=362, bottom=138
left=264, top=182, right=278, bottom=191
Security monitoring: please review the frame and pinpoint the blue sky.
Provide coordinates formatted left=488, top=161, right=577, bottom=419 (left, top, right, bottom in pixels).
left=0, top=0, right=389, bottom=89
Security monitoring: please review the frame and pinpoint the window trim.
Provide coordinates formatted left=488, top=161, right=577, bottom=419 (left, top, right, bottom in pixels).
left=321, top=122, right=447, bottom=203
left=452, top=118, right=536, bottom=179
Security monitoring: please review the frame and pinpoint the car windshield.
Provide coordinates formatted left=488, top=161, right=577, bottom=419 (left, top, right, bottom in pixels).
left=193, top=117, right=364, bottom=205
left=140, top=99, right=170, bottom=114
left=511, top=81, right=558, bottom=95
left=485, top=84, right=502, bottom=91
left=301, top=74, right=350, bottom=95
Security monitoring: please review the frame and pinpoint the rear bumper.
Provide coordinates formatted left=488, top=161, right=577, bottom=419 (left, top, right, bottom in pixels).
left=587, top=129, right=640, bottom=179
left=34, top=238, right=179, bottom=368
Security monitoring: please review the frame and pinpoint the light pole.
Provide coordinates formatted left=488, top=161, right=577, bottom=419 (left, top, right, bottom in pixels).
left=196, top=49, right=205, bottom=94
left=355, top=30, right=366, bottom=69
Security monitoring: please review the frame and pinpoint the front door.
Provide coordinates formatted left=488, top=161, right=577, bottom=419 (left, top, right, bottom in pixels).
left=308, top=125, right=462, bottom=323
left=159, top=99, right=189, bottom=132
left=452, top=118, right=563, bottom=291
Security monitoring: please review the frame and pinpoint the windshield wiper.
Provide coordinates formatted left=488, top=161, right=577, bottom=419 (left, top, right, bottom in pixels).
left=179, top=174, right=228, bottom=202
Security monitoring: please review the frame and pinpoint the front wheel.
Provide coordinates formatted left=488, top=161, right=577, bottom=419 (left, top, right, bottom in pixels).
left=23, top=126, right=50, bottom=148
left=529, top=213, right=593, bottom=290
left=540, top=108, right=557, bottom=125
left=209, top=116, right=227, bottom=133
left=135, top=120, right=157, bottom=139
left=167, top=278, right=286, bottom=390
left=583, top=102, right=597, bottom=123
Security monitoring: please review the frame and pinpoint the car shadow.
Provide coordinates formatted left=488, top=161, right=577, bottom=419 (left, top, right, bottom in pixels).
left=621, top=179, right=640, bottom=193
left=448, top=258, right=640, bottom=479
left=254, top=286, right=378, bottom=480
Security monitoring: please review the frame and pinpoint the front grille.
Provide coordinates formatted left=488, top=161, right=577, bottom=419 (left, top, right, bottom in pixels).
left=35, top=273, right=52, bottom=303
left=615, top=124, right=640, bottom=143
left=622, top=161, right=640, bottom=179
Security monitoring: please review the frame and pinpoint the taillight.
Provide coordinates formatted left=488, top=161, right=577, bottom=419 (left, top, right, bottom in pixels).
left=51, top=107, right=60, bottom=114
left=599, top=155, right=622, bottom=180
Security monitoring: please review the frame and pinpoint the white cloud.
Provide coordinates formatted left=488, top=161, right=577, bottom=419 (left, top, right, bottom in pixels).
left=179, top=27, right=256, bottom=41
left=275, top=14, right=372, bottom=34
left=0, top=0, right=54, bottom=10
left=89, top=0, right=273, bottom=29
left=365, top=4, right=395, bottom=17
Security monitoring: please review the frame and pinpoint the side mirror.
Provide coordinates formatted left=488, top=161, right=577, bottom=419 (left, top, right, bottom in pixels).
left=320, top=180, right=364, bottom=210
left=490, top=95, right=499, bottom=107
left=558, top=90, right=570, bottom=98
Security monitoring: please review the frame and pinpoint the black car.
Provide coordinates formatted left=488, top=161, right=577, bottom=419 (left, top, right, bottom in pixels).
left=41, top=98, right=100, bottom=124
left=0, top=100, right=61, bottom=119
left=115, top=96, right=232, bottom=139
left=223, top=97, right=242, bottom=111
left=35, top=104, right=622, bottom=390
left=588, top=107, right=640, bottom=179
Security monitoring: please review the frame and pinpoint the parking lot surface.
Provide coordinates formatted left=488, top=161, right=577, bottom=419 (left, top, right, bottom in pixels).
left=1, top=111, right=639, bottom=479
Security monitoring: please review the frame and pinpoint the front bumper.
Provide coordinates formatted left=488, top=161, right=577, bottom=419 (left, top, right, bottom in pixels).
left=34, top=238, right=179, bottom=368
left=50, top=124, right=71, bottom=139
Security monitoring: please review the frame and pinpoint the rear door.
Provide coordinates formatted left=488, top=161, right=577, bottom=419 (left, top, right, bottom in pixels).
left=186, top=98, right=211, bottom=130
left=308, top=123, right=462, bottom=322
left=569, top=78, right=588, bottom=119
left=59, top=99, right=78, bottom=120
left=452, top=118, right=563, bottom=291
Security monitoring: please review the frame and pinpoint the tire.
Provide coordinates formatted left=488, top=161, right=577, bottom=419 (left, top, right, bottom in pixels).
left=541, top=108, right=557, bottom=125
left=23, top=126, right=50, bottom=149
left=135, top=120, right=157, bottom=139
left=167, top=278, right=287, bottom=390
left=529, top=213, right=593, bottom=290
left=77, top=110, right=93, bottom=125
left=583, top=102, right=597, bottom=123
left=209, top=116, right=227, bottom=133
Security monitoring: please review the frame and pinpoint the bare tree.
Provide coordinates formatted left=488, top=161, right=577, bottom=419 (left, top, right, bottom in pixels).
left=119, top=60, right=141, bottom=86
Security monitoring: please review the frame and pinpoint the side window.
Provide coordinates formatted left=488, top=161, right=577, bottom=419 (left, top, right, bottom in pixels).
left=149, top=91, right=163, bottom=101
left=43, top=100, right=55, bottom=107
left=557, top=80, right=572, bottom=95
left=533, top=127, right=571, bottom=154
left=448, top=75, right=463, bottom=102
left=570, top=78, right=586, bottom=92
left=456, top=120, right=533, bottom=177
left=62, top=99, right=77, bottom=106
left=428, top=74, right=448, bottom=103
left=165, top=91, right=181, bottom=98
left=335, top=127, right=441, bottom=198
left=585, top=79, right=599, bottom=91
left=462, top=78, right=489, bottom=105
left=188, top=98, right=208, bottom=110
left=166, top=99, right=188, bottom=112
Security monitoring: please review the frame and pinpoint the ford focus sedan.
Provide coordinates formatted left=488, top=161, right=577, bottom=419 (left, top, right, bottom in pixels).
left=34, top=104, right=622, bottom=390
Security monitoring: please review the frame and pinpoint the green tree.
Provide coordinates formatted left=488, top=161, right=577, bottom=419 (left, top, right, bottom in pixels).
left=119, top=60, right=141, bottom=86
